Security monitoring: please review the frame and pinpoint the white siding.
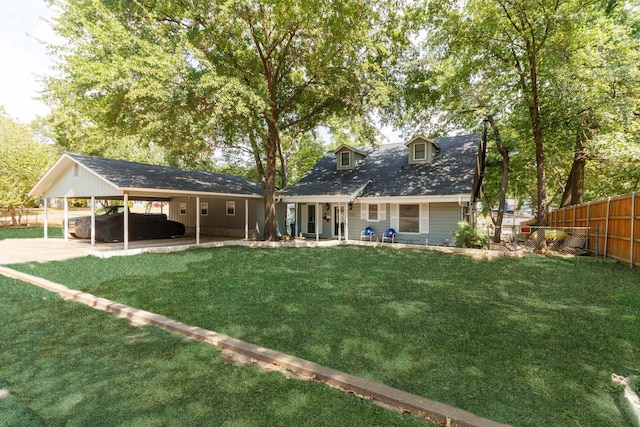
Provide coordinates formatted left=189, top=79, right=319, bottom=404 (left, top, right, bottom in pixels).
left=44, top=162, right=119, bottom=198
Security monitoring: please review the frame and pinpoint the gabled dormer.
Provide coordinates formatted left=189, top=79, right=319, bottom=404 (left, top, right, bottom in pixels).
left=334, top=145, right=367, bottom=170
left=405, top=135, right=439, bottom=165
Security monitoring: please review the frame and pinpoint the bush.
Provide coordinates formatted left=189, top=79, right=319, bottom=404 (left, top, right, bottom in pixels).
left=454, top=221, right=489, bottom=249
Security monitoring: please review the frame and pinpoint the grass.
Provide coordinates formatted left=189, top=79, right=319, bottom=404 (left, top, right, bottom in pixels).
left=6, top=245, right=640, bottom=426
left=0, top=226, right=62, bottom=240
left=0, top=273, right=426, bottom=426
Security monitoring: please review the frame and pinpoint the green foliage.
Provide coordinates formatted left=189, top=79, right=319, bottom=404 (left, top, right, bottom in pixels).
left=43, top=0, right=414, bottom=238
left=0, top=227, right=63, bottom=240
left=10, top=246, right=640, bottom=426
left=0, top=109, right=57, bottom=222
left=453, top=221, right=489, bottom=249
left=401, top=0, right=640, bottom=211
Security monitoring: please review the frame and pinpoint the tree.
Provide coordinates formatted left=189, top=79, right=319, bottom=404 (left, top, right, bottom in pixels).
left=399, top=0, right=640, bottom=230
left=45, top=0, right=408, bottom=240
left=0, top=108, right=57, bottom=226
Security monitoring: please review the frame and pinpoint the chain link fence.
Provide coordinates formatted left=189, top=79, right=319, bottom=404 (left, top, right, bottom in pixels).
left=499, top=225, right=598, bottom=255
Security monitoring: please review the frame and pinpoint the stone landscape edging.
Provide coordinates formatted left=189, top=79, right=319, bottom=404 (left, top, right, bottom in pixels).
left=0, top=265, right=511, bottom=427
left=86, top=238, right=525, bottom=261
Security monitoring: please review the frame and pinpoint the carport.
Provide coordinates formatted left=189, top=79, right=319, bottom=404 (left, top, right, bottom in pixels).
left=29, top=153, right=264, bottom=250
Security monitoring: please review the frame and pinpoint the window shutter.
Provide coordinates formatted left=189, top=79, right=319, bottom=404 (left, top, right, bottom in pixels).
left=420, top=203, right=430, bottom=234
left=360, top=203, right=368, bottom=220
left=317, top=204, right=323, bottom=234
left=390, top=204, right=399, bottom=230
left=378, top=203, right=386, bottom=221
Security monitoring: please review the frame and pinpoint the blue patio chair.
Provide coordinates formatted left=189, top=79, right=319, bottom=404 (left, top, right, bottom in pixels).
left=381, top=228, right=396, bottom=243
left=360, top=226, right=376, bottom=241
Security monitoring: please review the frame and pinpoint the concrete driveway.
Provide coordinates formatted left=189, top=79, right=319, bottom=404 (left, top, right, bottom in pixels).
left=0, top=236, right=215, bottom=265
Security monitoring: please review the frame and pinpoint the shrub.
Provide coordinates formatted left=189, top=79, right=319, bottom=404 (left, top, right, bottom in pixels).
left=454, top=221, right=489, bottom=249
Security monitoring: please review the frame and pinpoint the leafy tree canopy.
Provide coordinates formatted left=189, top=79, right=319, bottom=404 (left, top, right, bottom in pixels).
left=44, top=0, right=414, bottom=239
left=0, top=108, right=57, bottom=225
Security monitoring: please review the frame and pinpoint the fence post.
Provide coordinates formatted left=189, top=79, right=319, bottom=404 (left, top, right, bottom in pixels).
left=586, top=202, right=591, bottom=252
left=631, top=192, right=636, bottom=269
left=604, top=197, right=611, bottom=258
left=573, top=205, right=576, bottom=229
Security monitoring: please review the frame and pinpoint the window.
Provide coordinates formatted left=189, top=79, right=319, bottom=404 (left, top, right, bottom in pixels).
left=340, top=151, right=351, bottom=168
left=73, top=164, right=79, bottom=177
left=414, top=143, right=427, bottom=161
left=368, top=204, right=378, bottom=221
left=399, top=204, right=419, bottom=233
left=200, top=202, right=208, bottom=216
left=179, top=203, right=187, bottom=215
left=226, top=201, right=236, bottom=216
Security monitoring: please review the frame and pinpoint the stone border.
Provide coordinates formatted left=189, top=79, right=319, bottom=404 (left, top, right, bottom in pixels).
left=0, top=266, right=511, bottom=427
left=86, top=238, right=525, bottom=261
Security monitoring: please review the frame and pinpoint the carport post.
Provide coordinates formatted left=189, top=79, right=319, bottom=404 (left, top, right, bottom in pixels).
left=43, top=198, right=48, bottom=239
left=245, top=199, right=249, bottom=240
left=124, top=193, right=129, bottom=250
left=63, top=196, right=69, bottom=241
left=196, top=196, right=201, bottom=245
left=90, top=196, right=96, bottom=246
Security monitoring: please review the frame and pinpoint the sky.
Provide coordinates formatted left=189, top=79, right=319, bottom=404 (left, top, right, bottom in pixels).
left=0, top=0, right=56, bottom=124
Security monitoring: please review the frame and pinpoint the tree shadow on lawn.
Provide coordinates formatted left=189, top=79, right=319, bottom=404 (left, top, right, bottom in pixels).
left=0, top=275, right=429, bottom=426
left=10, top=246, right=640, bottom=426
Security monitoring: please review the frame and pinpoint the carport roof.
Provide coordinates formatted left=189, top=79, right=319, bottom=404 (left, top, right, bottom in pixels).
left=30, top=152, right=264, bottom=199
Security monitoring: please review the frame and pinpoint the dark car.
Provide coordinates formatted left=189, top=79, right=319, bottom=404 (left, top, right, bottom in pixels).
left=73, top=212, right=185, bottom=242
left=68, top=205, right=126, bottom=236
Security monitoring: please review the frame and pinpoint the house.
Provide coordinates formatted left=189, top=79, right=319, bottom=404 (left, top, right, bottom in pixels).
left=29, top=153, right=264, bottom=248
left=277, top=134, right=485, bottom=245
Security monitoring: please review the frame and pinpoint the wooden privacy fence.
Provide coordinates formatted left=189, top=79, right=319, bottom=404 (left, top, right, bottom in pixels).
left=549, top=192, right=640, bottom=268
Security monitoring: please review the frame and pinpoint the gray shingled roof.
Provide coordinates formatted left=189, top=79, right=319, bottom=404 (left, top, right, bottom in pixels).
left=68, top=153, right=263, bottom=196
left=279, top=134, right=480, bottom=198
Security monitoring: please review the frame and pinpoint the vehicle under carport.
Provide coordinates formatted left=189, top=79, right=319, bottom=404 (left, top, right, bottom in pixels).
left=29, top=153, right=265, bottom=249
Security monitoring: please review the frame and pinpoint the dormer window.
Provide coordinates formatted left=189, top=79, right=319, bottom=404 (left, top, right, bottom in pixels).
left=334, top=144, right=367, bottom=170
left=414, top=143, right=427, bottom=161
left=405, top=135, right=439, bottom=165
left=340, top=151, right=351, bottom=168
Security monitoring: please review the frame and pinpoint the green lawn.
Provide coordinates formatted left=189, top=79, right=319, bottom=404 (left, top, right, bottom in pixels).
left=6, top=246, right=640, bottom=426
left=0, top=273, right=426, bottom=427
left=0, top=226, right=62, bottom=240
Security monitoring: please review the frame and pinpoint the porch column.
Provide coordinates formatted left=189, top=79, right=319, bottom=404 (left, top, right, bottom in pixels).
left=196, top=196, right=201, bottom=245
left=315, top=202, right=320, bottom=241
left=43, top=197, right=48, bottom=239
left=63, top=196, right=69, bottom=241
left=338, top=202, right=342, bottom=241
left=345, top=203, right=349, bottom=241
left=90, top=196, right=96, bottom=246
left=124, top=192, right=129, bottom=250
left=245, top=199, right=249, bottom=240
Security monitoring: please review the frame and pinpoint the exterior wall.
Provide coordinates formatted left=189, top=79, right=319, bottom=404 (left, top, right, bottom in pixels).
left=348, top=203, right=389, bottom=241
left=428, top=202, right=462, bottom=245
left=278, top=200, right=464, bottom=245
left=44, top=160, right=119, bottom=198
left=350, top=202, right=461, bottom=245
left=169, top=196, right=261, bottom=238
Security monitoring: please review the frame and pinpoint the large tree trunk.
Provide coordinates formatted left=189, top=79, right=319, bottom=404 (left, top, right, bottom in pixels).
left=560, top=125, right=588, bottom=207
left=486, top=115, right=510, bottom=244
left=262, top=120, right=279, bottom=241
left=528, top=52, right=547, bottom=227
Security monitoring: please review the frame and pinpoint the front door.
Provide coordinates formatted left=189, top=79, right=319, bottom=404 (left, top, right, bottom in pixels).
left=307, top=204, right=316, bottom=234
